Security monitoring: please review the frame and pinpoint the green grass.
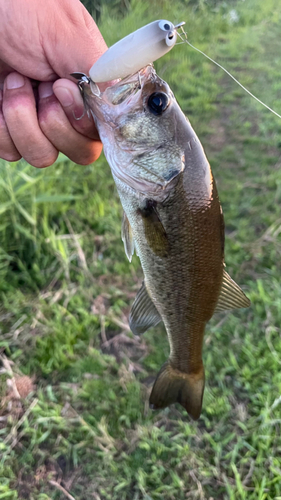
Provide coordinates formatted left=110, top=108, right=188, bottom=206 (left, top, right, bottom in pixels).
left=1, top=0, right=281, bottom=498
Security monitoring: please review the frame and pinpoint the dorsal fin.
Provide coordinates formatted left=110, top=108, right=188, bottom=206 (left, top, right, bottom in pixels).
left=214, top=270, right=250, bottom=313
left=129, top=281, right=162, bottom=335
left=121, top=212, right=134, bottom=262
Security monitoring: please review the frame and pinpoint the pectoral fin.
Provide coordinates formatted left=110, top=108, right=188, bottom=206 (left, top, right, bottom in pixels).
left=129, top=281, right=162, bottom=335
left=214, top=270, right=250, bottom=313
left=137, top=200, right=169, bottom=258
left=121, top=212, right=134, bottom=262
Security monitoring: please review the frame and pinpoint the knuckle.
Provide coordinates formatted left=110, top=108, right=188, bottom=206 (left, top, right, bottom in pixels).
left=0, top=152, right=21, bottom=162
left=3, top=95, right=35, bottom=117
left=73, top=119, right=99, bottom=140
left=27, top=150, right=58, bottom=168
left=39, top=101, right=62, bottom=130
left=89, top=142, right=103, bottom=163
left=71, top=142, right=103, bottom=165
left=0, top=133, right=21, bottom=161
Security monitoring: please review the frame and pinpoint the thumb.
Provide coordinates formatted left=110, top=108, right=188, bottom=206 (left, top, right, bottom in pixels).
left=53, top=78, right=100, bottom=140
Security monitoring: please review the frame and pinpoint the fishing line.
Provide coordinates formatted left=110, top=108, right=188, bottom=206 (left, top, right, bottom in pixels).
left=176, top=30, right=281, bottom=120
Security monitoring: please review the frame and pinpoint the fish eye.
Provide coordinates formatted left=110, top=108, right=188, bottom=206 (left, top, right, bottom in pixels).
left=147, top=92, right=170, bottom=116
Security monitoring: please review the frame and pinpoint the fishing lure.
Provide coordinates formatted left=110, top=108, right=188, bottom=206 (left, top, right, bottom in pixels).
left=89, top=20, right=185, bottom=82
left=81, top=20, right=281, bottom=120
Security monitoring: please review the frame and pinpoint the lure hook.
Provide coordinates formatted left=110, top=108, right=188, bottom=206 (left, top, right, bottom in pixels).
left=70, top=72, right=91, bottom=95
left=70, top=72, right=90, bottom=84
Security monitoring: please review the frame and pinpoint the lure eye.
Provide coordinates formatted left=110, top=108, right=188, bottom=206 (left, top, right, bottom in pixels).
left=158, top=20, right=173, bottom=32
left=147, top=92, right=170, bottom=115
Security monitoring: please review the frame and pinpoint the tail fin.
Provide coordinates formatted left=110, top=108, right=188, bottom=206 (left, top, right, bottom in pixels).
left=149, top=361, right=205, bottom=420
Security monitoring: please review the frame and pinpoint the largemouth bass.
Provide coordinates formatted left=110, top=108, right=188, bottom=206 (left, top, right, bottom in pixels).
left=77, top=66, right=250, bottom=420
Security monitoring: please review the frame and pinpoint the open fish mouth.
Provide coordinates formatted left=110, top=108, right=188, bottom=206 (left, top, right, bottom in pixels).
left=103, top=65, right=160, bottom=105
left=72, top=65, right=167, bottom=122
left=103, top=78, right=141, bottom=105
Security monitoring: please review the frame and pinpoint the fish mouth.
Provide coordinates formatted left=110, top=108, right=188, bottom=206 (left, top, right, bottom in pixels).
left=102, top=65, right=159, bottom=105
left=76, top=65, right=167, bottom=122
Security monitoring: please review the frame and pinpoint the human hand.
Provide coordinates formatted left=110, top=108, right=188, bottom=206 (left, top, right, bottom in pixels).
left=0, top=0, right=108, bottom=167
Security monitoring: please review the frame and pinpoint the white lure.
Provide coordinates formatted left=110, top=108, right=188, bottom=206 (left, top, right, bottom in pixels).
left=89, top=20, right=184, bottom=83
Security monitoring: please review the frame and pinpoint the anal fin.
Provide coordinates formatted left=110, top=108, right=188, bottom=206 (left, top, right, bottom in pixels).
left=214, top=269, right=251, bottom=313
left=129, top=281, right=162, bottom=335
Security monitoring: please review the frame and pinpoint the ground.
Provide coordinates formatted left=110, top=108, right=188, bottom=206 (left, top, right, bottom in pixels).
left=1, top=0, right=281, bottom=498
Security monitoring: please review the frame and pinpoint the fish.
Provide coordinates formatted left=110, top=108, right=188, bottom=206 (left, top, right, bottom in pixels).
left=76, top=65, right=250, bottom=420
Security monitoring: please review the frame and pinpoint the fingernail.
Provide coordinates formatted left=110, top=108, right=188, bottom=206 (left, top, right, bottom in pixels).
left=6, top=73, right=25, bottom=90
left=39, top=82, right=54, bottom=99
left=54, top=87, right=74, bottom=107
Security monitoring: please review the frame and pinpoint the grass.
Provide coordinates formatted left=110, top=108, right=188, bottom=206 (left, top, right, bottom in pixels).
left=1, top=0, right=281, bottom=498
